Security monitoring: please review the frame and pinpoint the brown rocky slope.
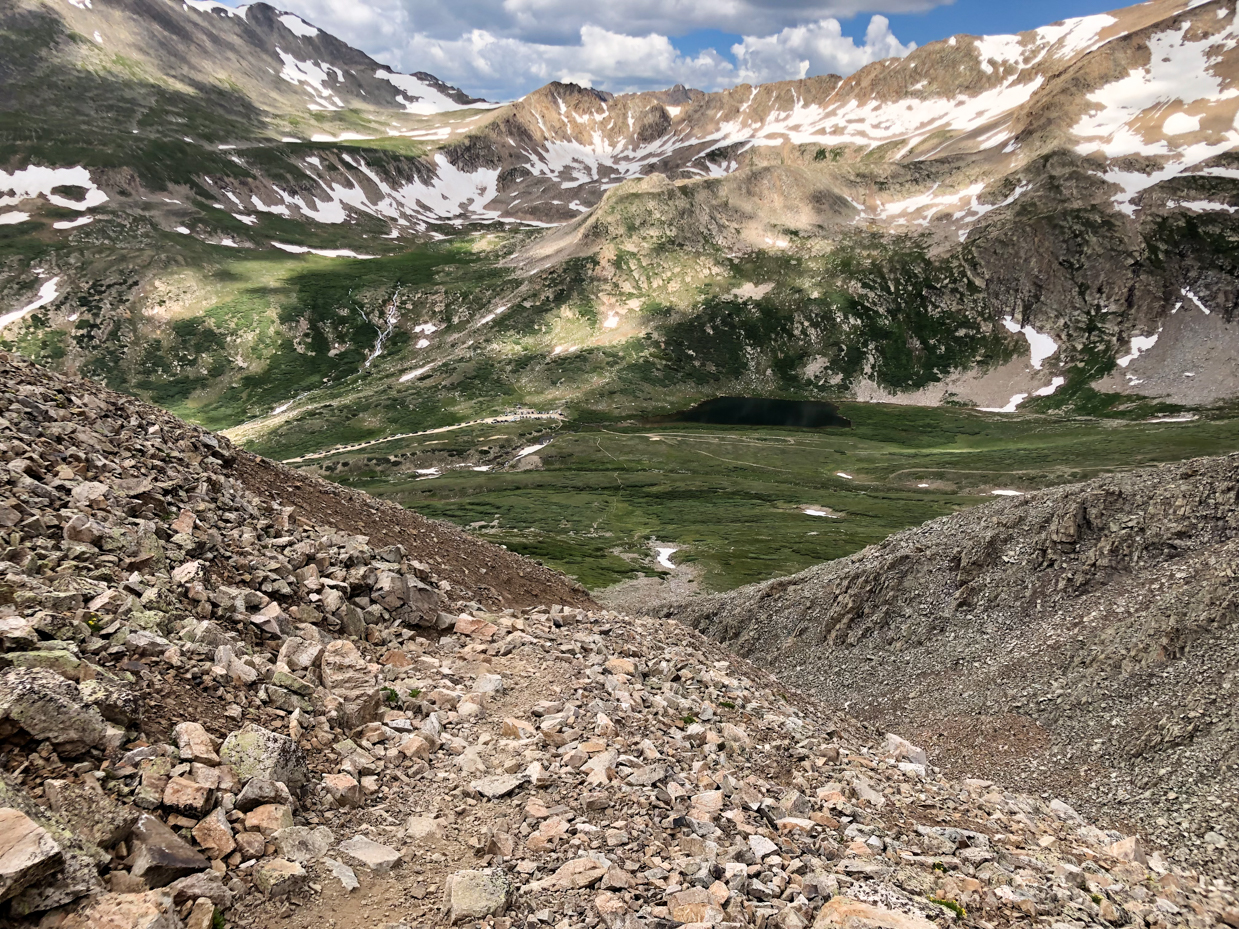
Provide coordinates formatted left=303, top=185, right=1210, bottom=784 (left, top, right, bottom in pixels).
left=670, top=455, right=1239, bottom=877
left=0, top=351, right=1236, bottom=929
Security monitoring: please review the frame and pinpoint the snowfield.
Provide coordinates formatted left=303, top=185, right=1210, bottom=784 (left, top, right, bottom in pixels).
left=0, top=165, right=108, bottom=211
left=0, top=277, right=61, bottom=330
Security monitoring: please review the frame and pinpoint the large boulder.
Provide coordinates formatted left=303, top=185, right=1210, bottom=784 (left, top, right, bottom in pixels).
left=219, top=724, right=308, bottom=789
left=9, top=848, right=103, bottom=918
left=63, top=514, right=109, bottom=545
left=173, top=722, right=219, bottom=766
left=126, top=814, right=210, bottom=887
left=274, top=825, right=333, bottom=863
left=443, top=869, right=510, bottom=924
left=166, top=870, right=233, bottom=909
left=234, top=777, right=292, bottom=813
left=0, top=807, right=63, bottom=903
left=401, top=578, right=441, bottom=625
left=60, top=890, right=181, bottom=929
left=337, top=835, right=400, bottom=873
left=77, top=676, right=141, bottom=729
left=812, top=897, right=937, bottom=929
left=70, top=481, right=111, bottom=510
left=370, top=571, right=407, bottom=610
left=320, top=641, right=381, bottom=730
left=276, top=636, right=322, bottom=673
left=254, top=858, right=306, bottom=896
left=0, top=667, right=108, bottom=755
left=45, top=779, right=139, bottom=848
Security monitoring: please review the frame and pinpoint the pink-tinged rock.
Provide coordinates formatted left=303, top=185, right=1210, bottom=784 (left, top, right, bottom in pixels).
left=531, top=857, right=607, bottom=891
left=191, top=809, right=235, bottom=860
left=234, top=832, right=266, bottom=862
left=669, top=886, right=725, bottom=924
left=245, top=804, right=293, bottom=837
left=501, top=718, right=535, bottom=739
left=453, top=616, right=498, bottom=641
left=171, top=561, right=203, bottom=585
left=812, top=896, right=936, bottom=929
left=60, top=890, right=182, bottom=929
left=170, top=510, right=196, bottom=535
left=322, top=773, right=362, bottom=808
left=173, top=722, right=219, bottom=766
left=595, top=890, right=629, bottom=928
left=162, top=776, right=213, bottom=817
left=0, top=807, right=63, bottom=903
left=1108, top=836, right=1148, bottom=866
left=397, top=735, right=430, bottom=760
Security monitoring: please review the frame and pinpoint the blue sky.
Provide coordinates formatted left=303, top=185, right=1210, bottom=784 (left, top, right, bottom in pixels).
left=886, top=0, right=1122, bottom=44
left=673, top=1, right=1124, bottom=60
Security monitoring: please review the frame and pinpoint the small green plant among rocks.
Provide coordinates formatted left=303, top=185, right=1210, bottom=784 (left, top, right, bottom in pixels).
left=929, top=897, right=966, bottom=918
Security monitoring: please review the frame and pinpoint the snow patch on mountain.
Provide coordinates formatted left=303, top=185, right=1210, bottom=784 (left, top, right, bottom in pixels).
left=1074, top=22, right=1239, bottom=158
left=1002, top=317, right=1058, bottom=369
left=733, top=74, right=1045, bottom=155
left=0, top=278, right=60, bottom=330
left=1067, top=17, right=1239, bottom=215
left=276, top=49, right=345, bottom=110
left=183, top=0, right=247, bottom=15
left=374, top=71, right=491, bottom=115
left=1169, top=198, right=1239, bottom=212
left=1033, top=13, right=1116, bottom=62
left=979, top=393, right=1030, bottom=414
left=1118, top=332, right=1160, bottom=367
left=224, top=153, right=504, bottom=231
left=0, top=165, right=108, bottom=212
left=278, top=13, right=318, bottom=38
left=271, top=242, right=376, bottom=259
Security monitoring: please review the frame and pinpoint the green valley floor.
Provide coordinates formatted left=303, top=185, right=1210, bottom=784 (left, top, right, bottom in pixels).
left=301, top=402, right=1239, bottom=592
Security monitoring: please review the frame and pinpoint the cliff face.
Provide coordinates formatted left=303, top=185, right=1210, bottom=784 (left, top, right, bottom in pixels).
left=670, top=453, right=1239, bottom=873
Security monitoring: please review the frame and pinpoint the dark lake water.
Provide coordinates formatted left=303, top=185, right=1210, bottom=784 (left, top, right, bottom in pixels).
left=670, top=397, right=851, bottom=429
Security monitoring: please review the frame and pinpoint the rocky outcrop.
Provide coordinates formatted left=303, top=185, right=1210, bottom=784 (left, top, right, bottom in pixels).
left=0, top=668, right=111, bottom=756
left=218, top=725, right=308, bottom=790
left=672, top=453, right=1239, bottom=875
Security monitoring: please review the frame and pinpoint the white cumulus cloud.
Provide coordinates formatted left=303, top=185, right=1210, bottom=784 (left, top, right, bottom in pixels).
left=279, top=0, right=938, bottom=45
left=268, top=0, right=921, bottom=99
left=402, top=26, right=737, bottom=97
left=732, top=15, right=913, bottom=85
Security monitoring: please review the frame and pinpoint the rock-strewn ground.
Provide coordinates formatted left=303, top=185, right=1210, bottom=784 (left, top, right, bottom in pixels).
left=670, top=455, right=1239, bottom=878
left=0, top=351, right=1236, bottom=929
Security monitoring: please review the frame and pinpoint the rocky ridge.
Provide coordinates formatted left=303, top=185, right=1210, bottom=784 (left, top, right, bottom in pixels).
left=670, top=455, right=1239, bottom=878
left=19, top=0, right=486, bottom=123
left=0, top=360, right=1237, bottom=928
